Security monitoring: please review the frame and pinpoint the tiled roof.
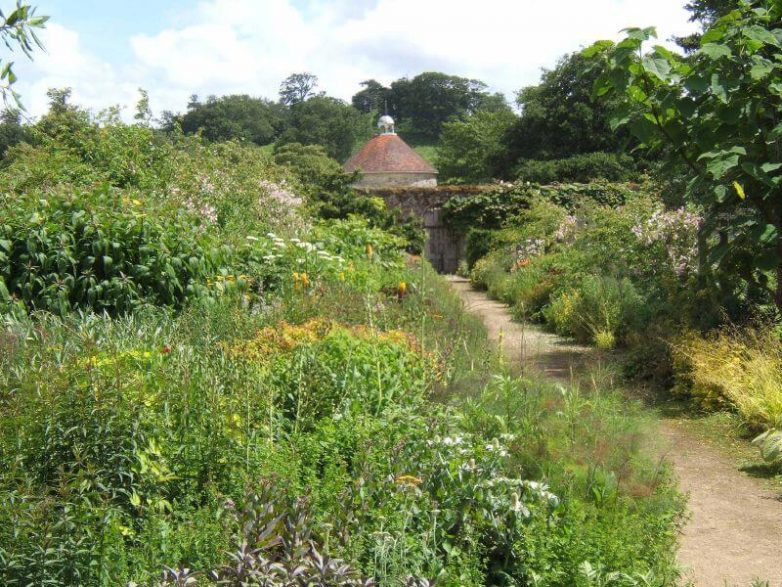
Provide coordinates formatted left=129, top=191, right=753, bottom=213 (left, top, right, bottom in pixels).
left=344, top=134, right=438, bottom=174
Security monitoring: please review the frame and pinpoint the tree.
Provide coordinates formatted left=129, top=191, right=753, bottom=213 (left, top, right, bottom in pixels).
left=502, top=51, right=633, bottom=165
left=134, top=88, right=152, bottom=126
left=589, top=1, right=782, bottom=312
left=277, top=95, right=372, bottom=161
left=350, top=72, right=497, bottom=143
left=388, top=72, right=492, bottom=142
left=0, top=3, right=47, bottom=106
left=0, top=107, right=29, bottom=158
left=273, top=142, right=345, bottom=190
left=279, top=72, right=319, bottom=105
left=177, top=94, right=287, bottom=145
left=676, top=0, right=741, bottom=50
left=351, top=79, right=389, bottom=113
left=436, top=108, right=517, bottom=183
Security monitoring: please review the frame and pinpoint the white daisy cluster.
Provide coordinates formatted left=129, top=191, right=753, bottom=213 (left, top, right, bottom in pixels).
left=247, top=233, right=347, bottom=278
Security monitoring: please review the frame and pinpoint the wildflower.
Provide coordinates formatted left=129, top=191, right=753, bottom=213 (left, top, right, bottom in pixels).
left=366, top=243, right=374, bottom=259
left=161, top=345, right=171, bottom=354
left=398, top=281, right=407, bottom=298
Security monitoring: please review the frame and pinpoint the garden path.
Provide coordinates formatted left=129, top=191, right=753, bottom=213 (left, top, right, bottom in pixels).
left=447, top=276, right=782, bottom=587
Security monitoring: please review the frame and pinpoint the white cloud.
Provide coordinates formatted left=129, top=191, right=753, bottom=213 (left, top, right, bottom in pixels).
left=13, top=0, right=700, bottom=119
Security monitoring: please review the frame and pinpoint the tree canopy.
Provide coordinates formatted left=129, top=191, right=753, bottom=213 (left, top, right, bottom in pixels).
left=502, top=51, right=632, bottom=165
left=279, top=72, right=319, bottom=105
left=277, top=95, right=372, bottom=161
left=175, top=94, right=287, bottom=145
left=589, top=0, right=782, bottom=311
left=350, top=72, right=503, bottom=143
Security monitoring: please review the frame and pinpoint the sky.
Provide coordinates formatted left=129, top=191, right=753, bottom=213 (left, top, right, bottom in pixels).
left=9, top=0, right=701, bottom=120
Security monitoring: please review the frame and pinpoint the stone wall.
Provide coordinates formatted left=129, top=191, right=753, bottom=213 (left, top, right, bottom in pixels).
left=357, top=185, right=492, bottom=273
left=353, top=172, right=437, bottom=189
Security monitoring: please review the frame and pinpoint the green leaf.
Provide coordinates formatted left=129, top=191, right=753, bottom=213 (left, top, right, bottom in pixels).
left=714, top=185, right=729, bottom=203
left=744, top=25, right=780, bottom=47
left=710, top=73, right=728, bottom=102
left=582, top=40, right=614, bottom=58
left=622, top=27, right=657, bottom=41
left=700, top=27, right=726, bottom=44
left=750, top=60, right=774, bottom=81
left=0, top=278, right=9, bottom=302
left=706, top=153, right=740, bottom=179
left=641, top=54, right=671, bottom=80
left=700, top=43, right=732, bottom=60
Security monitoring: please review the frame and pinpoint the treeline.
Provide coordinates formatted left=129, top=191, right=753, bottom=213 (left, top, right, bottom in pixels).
left=0, top=0, right=735, bottom=184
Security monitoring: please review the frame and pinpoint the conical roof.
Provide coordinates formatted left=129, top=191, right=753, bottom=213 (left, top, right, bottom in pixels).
left=344, top=133, right=437, bottom=175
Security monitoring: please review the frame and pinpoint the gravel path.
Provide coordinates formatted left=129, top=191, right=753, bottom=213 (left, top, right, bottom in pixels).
left=448, top=276, right=782, bottom=587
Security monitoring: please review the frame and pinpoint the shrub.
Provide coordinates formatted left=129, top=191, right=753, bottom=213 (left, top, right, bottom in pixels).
left=0, top=187, right=229, bottom=315
left=515, top=152, right=637, bottom=184
left=671, top=328, right=782, bottom=429
left=545, top=275, right=645, bottom=344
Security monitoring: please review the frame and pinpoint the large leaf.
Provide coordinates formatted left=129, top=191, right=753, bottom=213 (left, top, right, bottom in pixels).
left=700, top=43, right=732, bottom=60
left=706, top=153, right=740, bottom=179
left=710, top=73, right=728, bottom=102
left=641, top=54, right=672, bottom=81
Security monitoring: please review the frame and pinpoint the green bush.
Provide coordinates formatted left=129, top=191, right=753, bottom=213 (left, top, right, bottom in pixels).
left=515, top=151, right=638, bottom=184
left=545, top=275, right=645, bottom=345
left=0, top=187, right=229, bottom=315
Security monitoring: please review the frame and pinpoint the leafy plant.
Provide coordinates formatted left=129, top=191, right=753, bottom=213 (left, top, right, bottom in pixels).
left=588, top=2, right=782, bottom=313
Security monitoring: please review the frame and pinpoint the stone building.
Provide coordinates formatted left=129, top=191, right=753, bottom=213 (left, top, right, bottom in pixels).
left=344, top=115, right=438, bottom=188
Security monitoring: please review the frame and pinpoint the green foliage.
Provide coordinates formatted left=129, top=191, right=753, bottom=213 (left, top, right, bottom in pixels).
left=273, top=141, right=345, bottom=188
left=277, top=95, right=372, bottom=161
left=546, top=276, right=645, bottom=345
left=176, top=94, right=287, bottom=145
left=515, top=151, right=638, bottom=184
left=442, top=181, right=636, bottom=233
left=499, top=51, right=636, bottom=178
left=589, top=2, right=782, bottom=312
left=0, top=88, right=683, bottom=586
left=0, top=108, right=29, bottom=158
left=0, top=2, right=48, bottom=106
left=0, top=186, right=227, bottom=315
left=352, top=72, right=504, bottom=143
left=437, top=108, right=517, bottom=183
left=278, top=72, right=319, bottom=105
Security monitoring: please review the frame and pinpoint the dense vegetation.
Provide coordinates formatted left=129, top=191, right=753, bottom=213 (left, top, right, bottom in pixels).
left=0, top=88, right=687, bottom=586
left=4, top=0, right=782, bottom=584
left=466, top=0, right=782, bottom=471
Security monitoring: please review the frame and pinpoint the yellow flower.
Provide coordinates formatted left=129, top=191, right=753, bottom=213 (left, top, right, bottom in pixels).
left=395, top=474, right=423, bottom=487
left=366, top=243, right=374, bottom=259
left=398, top=281, right=407, bottom=296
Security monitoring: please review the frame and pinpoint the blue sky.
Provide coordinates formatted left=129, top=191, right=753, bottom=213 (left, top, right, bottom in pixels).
left=10, top=0, right=699, bottom=120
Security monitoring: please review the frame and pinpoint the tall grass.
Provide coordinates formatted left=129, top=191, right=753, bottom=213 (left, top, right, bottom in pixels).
left=672, top=328, right=782, bottom=430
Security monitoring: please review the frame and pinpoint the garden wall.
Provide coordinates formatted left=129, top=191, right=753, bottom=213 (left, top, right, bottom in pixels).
left=358, top=185, right=493, bottom=273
